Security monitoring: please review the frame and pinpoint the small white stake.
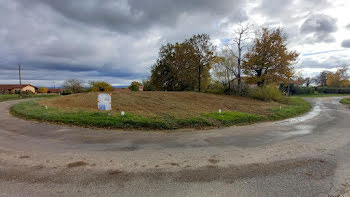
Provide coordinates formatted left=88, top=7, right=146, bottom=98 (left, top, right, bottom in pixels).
left=219, top=109, right=222, bottom=113
left=45, top=105, right=48, bottom=110
left=121, top=111, right=125, bottom=116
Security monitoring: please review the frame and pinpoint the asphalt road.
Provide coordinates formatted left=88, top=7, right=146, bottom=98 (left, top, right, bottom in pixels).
left=1, top=97, right=350, bottom=197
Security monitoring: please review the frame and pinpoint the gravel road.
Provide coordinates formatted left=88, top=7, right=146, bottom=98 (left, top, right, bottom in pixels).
left=1, top=97, right=350, bottom=197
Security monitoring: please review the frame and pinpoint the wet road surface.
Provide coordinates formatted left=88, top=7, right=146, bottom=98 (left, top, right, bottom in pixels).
left=0, top=97, right=350, bottom=196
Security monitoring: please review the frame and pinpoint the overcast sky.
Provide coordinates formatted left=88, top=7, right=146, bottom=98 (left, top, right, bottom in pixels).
left=1, top=0, right=349, bottom=87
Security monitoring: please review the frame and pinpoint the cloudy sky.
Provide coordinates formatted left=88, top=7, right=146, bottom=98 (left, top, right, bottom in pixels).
left=1, top=0, right=349, bottom=87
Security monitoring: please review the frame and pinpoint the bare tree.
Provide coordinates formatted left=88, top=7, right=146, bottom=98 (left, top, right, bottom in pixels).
left=229, top=21, right=252, bottom=95
left=212, top=49, right=237, bottom=90
left=314, top=71, right=330, bottom=87
left=62, top=79, right=84, bottom=94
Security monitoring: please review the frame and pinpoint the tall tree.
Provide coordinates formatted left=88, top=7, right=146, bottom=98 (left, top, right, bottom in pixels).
left=62, top=79, right=83, bottom=94
left=230, top=22, right=251, bottom=94
left=314, top=71, right=329, bottom=87
left=187, top=34, right=216, bottom=92
left=211, top=49, right=237, bottom=91
left=150, top=42, right=199, bottom=91
left=243, top=28, right=299, bottom=86
left=326, top=66, right=350, bottom=87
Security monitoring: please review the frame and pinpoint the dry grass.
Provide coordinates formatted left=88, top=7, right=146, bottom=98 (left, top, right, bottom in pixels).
left=39, top=92, right=281, bottom=118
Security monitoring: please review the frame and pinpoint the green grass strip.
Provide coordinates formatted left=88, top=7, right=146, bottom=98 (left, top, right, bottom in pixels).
left=292, top=94, right=350, bottom=98
left=340, top=98, right=350, bottom=105
left=0, top=94, right=59, bottom=102
left=10, top=98, right=311, bottom=130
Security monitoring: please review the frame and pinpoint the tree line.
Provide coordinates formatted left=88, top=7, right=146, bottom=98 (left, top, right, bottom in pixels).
left=144, top=26, right=300, bottom=95
left=59, top=24, right=349, bottom=96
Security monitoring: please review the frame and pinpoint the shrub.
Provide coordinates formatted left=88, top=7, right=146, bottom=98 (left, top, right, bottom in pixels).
left=89, top=81, right=113, bottom=92
left=62, top=79, right=84, bottom=94
left=142, top=80, right=155, bottom=91
left=21, top=90, right=34, bottom=95
left=129, top=81, right=142, bottom=91
left=315, top=87, right=350, bottom=94
left=249, top=84, right=283, bottom=102
left=38, top=87, right=49, bottom=93
left=206, top=81, right=225, bottom=94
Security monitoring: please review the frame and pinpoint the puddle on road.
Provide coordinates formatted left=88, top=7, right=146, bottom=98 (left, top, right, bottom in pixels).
left=281, top=125, right=315, bottom=137
left=278, top=103, right=322, bottom=125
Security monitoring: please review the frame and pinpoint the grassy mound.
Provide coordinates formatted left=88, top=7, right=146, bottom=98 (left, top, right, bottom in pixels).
left=10, top=92, right=311, bottom=130
left=38, top=92, right=281, bottom=118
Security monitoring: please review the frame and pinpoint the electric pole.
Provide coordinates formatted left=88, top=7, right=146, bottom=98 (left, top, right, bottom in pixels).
left=18, top=64, right=22, bottom=97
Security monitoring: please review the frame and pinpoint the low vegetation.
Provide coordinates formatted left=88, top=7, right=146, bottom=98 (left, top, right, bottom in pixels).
left=248, top=85, right=283, bottom=102
left=340, top=98, right=350, bottom=105
left=293, top=94, right=350, bottom=98
left=10, top=92, right=311, bottom=130
left=0, top=94, right=58, bottom=102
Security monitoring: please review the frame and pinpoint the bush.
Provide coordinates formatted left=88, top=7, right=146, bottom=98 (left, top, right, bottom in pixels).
left=206, top=81, right=225, bottom=94
left=89, top=81, right=113, bottom=92
left=129, top=81, right=142, bottom=91
left=38, top=87, right=49, bottom=93
left=142, top=80, right=155, bottom=91
left=62, top=79, right=84, bottom=94
left=249, top=85, right=283, bottom=102
left=21, top=90, right=35, bottom=95
left=315, top=87, right=350, bottom=94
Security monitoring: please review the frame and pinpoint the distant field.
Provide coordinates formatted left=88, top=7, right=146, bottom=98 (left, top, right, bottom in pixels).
left=0, top=94, right=59, bottom=102
left=11, top=92, right=311, bottom=130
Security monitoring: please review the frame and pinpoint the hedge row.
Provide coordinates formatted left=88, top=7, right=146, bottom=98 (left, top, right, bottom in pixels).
left=280, top=84, right=350, bottom=95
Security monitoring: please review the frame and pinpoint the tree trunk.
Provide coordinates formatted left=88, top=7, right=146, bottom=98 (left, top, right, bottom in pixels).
left=198, top=65, right=201, bottom=92
left=288, top=84, right=290, bottom=96
left=237, top=57, right=242, bottom=95
left=237, top=37, right=242, bottom=95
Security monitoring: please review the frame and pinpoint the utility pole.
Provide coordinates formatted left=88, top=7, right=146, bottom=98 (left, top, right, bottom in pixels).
left=18, top=64, right=22, bottom=97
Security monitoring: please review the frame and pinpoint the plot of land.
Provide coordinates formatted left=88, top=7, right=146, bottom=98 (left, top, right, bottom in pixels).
left=39, top=92, right=282, bottom=118
left=12, top=92, right=310, bottom=129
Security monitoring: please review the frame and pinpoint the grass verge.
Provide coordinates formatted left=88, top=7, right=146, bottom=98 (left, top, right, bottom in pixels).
left=10, top=97, right=311, bottom=130
left=340, top=98, right=350, bottom=105
left=0, top=94, right=59, bottom=102
left=292, top=94, right=350, bottom=98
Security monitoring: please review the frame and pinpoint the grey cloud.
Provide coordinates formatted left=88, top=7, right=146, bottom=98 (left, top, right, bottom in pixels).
left=256, top=0, right=330, bottom=19
left=346, top=24, right=350, bottom=30
left=29, top=0, right=244, bottom=34
left=298, top=56, right=350, bottom=69
left=300, top=14, right=337, bottom=43
left=342, top=40, right=350, bottom=48
left=1, top=0, right=247, bottom=87
left=0, top=0, right=348, bottom=86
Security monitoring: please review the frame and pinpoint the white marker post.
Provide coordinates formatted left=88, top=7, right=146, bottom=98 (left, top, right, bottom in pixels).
left=98, top=93, right=112, bottom=111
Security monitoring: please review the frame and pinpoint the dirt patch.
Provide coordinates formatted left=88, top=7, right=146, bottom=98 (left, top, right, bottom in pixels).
left=109, top=170, right=123, bottom=175
left=19, top=155, right=30, bottom=159
left=168, top=162, right=180, bottom=166
left=67, top=161, right=88, bottom=168
left=39, top=91, right=282, bottom=118
left=0, top=158, right=336, bottom=188
left=208, top=159, right=220, bottom=164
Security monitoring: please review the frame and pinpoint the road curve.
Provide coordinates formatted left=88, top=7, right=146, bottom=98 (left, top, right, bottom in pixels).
left=1, top=97, right=350, bottom=196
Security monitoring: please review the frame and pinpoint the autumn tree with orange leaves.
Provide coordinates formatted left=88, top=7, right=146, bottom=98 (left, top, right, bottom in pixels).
left=243, top=28, right=299, bottom=87
left=326, top=66, right=350, bottom=87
